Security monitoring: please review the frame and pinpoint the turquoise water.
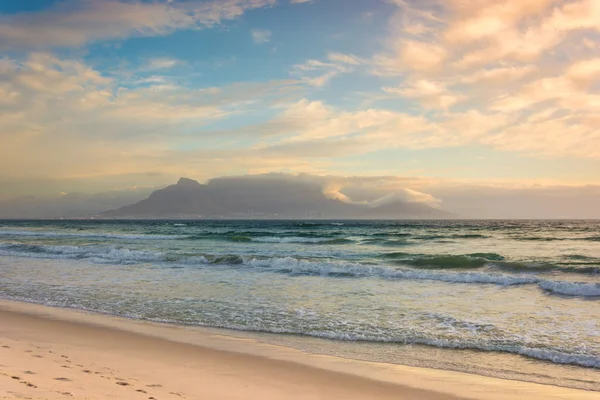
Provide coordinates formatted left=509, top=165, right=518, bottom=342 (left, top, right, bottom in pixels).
left=0, top=220, right=599, bottom=385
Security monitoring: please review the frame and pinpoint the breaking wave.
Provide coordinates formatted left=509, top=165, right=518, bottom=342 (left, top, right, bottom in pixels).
left=2, top=243, right=599, bottom=297
left=251, top=237, right=354, bottom=244
left=0, top=229, right=184, bottom=240
left=538, top=280, right=600, bottom=297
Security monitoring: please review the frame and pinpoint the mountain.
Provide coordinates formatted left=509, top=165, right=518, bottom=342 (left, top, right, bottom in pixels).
left=360, top=201, right=451, bottom=219
left=101, top=177, right=452, bottom=219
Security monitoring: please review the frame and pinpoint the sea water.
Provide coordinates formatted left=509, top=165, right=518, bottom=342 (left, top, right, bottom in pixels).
left=0, top=219, right=599, bottom=390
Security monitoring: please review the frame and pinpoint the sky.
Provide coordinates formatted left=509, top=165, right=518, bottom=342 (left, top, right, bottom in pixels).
left=1, top=0, right=599, bottom=217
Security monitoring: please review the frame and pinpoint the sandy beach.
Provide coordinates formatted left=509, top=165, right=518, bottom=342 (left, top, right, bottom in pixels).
left=0, top=300, right=596, bottom=400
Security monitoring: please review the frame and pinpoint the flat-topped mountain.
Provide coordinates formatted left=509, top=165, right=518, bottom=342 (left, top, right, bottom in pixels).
left=102, top=177, right=452, bottom=219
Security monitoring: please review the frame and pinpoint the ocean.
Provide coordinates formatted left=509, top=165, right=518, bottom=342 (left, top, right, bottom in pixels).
left=1, top=219, right=599, bottom=390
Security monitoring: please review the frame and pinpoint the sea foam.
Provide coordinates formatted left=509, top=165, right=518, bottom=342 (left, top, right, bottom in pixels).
left=0, top=229, right=183, bottom=240
left=2, top=243, right=599, bottom=296
left=538, top=280, right=600, bottom=297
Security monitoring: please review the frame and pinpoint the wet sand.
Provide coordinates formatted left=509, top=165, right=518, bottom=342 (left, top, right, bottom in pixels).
left=0, top=300, right=595, bottom=400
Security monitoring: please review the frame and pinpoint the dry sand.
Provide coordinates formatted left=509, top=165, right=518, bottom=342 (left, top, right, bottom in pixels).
left=0, top=300, right=596, bottom=400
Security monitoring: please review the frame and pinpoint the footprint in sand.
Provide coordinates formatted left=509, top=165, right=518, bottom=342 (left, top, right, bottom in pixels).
left=147, top=384, right=162, bottom=388
left=136, top=389, right=148, bottom=393
left=54, top=377, right=72, bottom=382
left=22, top=381, right=37, bottom=388
left=2, top=345, right=10, bottom=348
left=116, top=381, right=130, bottom=386
left=23, top=371, right=36, bottom=375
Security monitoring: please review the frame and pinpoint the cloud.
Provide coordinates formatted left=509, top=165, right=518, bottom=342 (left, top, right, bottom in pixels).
left=327, top=52, right=362, bottom=65
left=364, top=0, right=600, bottom=159
left=291, top=53, right=362, bottom=86
left=146, top=57, right=180, bottom=70
left=428, top=183, right=600, bottom=219
left=2, top=50, right=598, bottom=198
left=251, top=29, right=271, bottom=44
left=373, top=40, right=447, bottom=76
left=0, top=186, right=156, bottom=218
left=209, top=172, right=441, bottom=207
left=383, top=79, right=464, bottom=109
left=0, top=53, right=305, bottom=184
left=459, top=65, right=537, bottom=84
left=3, top=0, right=600, bottom=201
left=567, top=58, right=600, bottom=83
left=0, top=0, right=276, bottom=50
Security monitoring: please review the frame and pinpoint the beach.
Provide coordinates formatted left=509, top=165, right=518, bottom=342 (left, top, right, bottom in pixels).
left=0, top=300, right=596, bottom=400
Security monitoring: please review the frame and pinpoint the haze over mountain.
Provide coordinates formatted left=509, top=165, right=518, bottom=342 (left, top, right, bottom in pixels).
left=2, top=173, right=600, bottom=219
left=102, top=177, right=450, bottom=219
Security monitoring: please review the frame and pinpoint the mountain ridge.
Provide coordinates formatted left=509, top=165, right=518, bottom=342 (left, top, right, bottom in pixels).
left=101, top=177, right=453, bottom=219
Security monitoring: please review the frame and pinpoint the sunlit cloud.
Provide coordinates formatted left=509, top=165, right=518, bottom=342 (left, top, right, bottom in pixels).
left=290, top=53, right=361, bottom=86
left=0, top=0, right=276, bottom=50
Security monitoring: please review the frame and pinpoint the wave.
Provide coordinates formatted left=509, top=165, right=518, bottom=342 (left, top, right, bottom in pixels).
left=242, top=256, right=539, bottom=285
left=379, top=252, right=505, bottom=266
left=496, top=262, right=600, bottom=275
left=514, top=237, right=567, bottom=241
left=451, top=234, right=490, bottom=239
left=156, top=322, right=600, bottom=369
left=0, top=229, right=184, bottom=240
left=514, top=236, right=600, bottom=242
left=564, top=254, right=597, bottom=261
left=370, top=232, right=412, bottom=238
left=380, top=252, right=598, bottom=275
left=0, top=243, right=168, bottom=264
left=3, top=243, right=600, bottom=296
left=251, top=237, right=354, bottom=245
left=361, top=238, right=411, bottom=246
left=538, top=280, right=600, bottom=297
left=8, top=295, right=597, bottom=369
left=415, top=234, right=490, bottom=240
left=406, top=255, right=488, bottom=269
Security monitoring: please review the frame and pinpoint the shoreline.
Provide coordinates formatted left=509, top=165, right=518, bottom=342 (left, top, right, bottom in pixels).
left=3, top=295, right=600, bottom=392
left=0, top=299, right=597, bottom=400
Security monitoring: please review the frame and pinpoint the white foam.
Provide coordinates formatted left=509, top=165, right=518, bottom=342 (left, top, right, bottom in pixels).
left=0, top=243, right=166, bottom=263
left=138, top=318, right=600, bottom=369
left=3, top=244, right=598, bottom=295
left=242, top=256, right=539, bottom=285
left=391, top=269, right=539, bottom=285
left=538, top=280, right=600, bottom=297
left=0, top=229, right=183, bottom=240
